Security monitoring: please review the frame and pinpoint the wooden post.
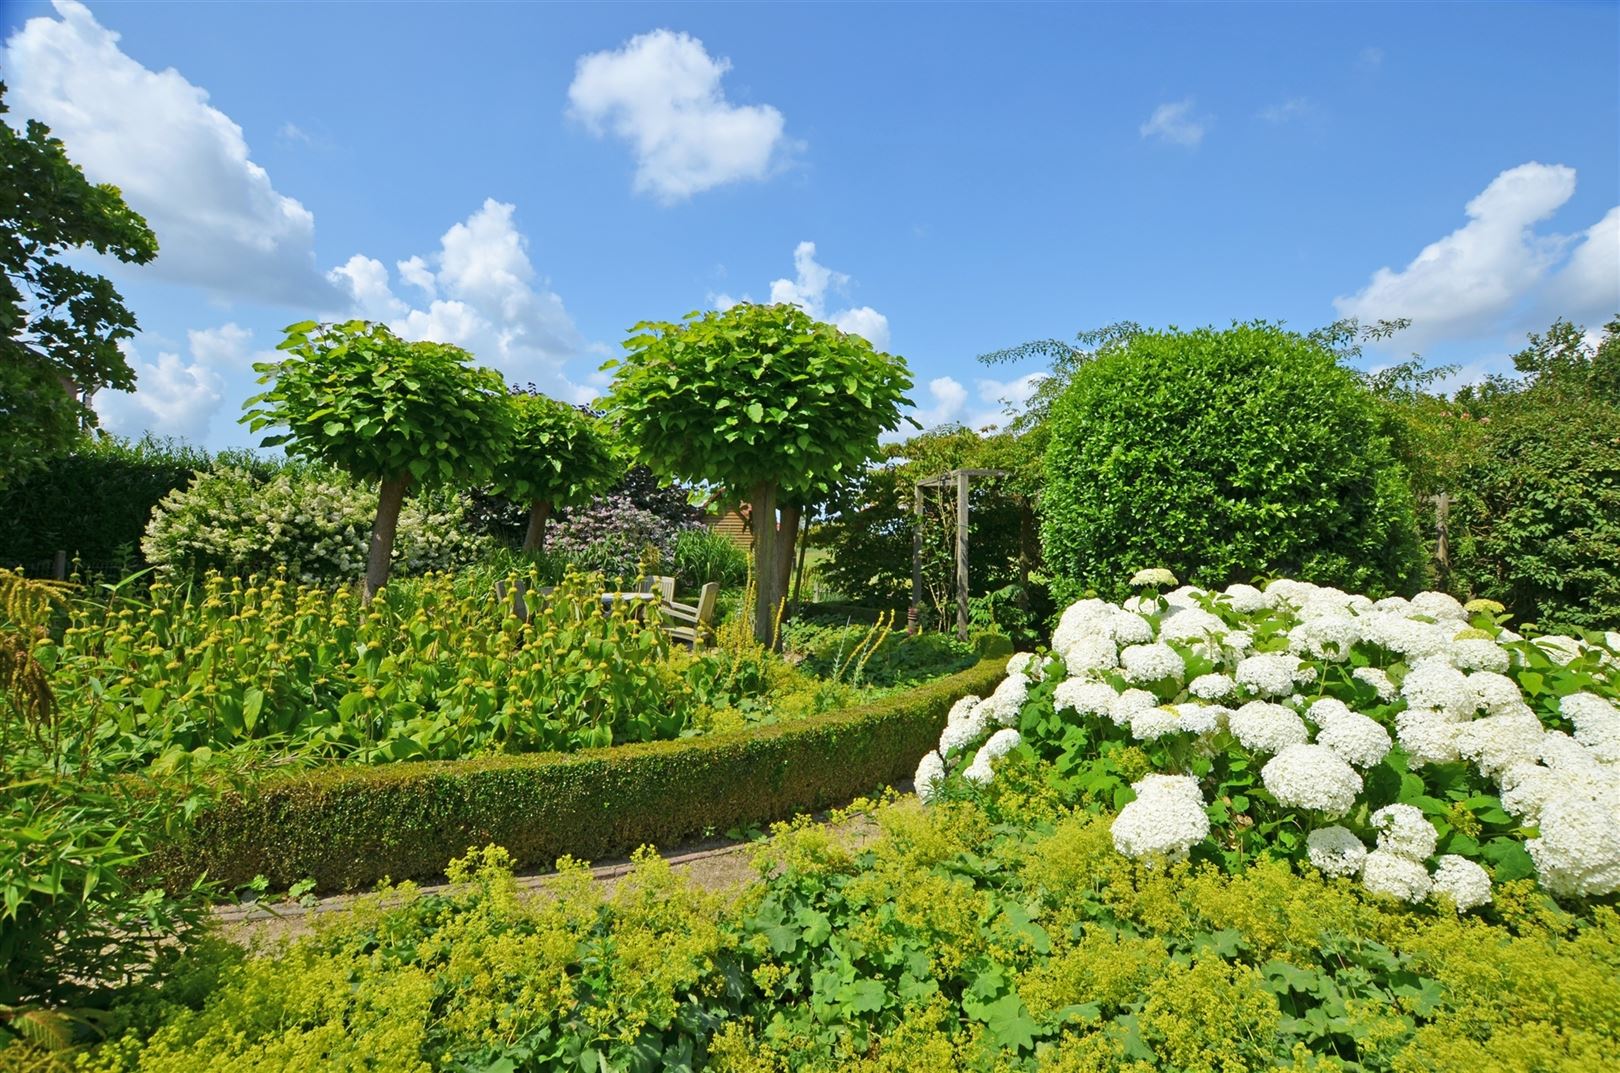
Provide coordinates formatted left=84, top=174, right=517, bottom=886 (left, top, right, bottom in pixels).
left=52, top=550, right=67, bottom=581
left=1433, top=492, right=1451, bottom=579
left=909, top=484, right=924, bottom=634
left=955, top=469, right=970, bottom=641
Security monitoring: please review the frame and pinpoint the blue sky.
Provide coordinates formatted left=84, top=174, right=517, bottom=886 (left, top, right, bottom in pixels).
left=4, top=0, right=1617, bottom=450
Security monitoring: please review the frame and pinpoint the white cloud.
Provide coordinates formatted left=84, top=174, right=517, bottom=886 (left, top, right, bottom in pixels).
left=1334, top=162, right=1618, bottom=348
left=759, top=241, right=891, bottom=350
left=1259, top=97, right=1310, bottom=123
left=1359, top=46, right=1385, bottom=70
left=1140, top=98, right=1207, bottom=147
left=95, top=323, right=267, bottom=441
left=911, top=376, right=970, bottom=430
left=327, top=199, right=595, bottom=401
left=567, top=28, right=792, bottom=202
left=3, top=2, right=337, bottom=307
left=903, top=371, right=1049, bottom=435
left=278, top=121, right=313, bottom=145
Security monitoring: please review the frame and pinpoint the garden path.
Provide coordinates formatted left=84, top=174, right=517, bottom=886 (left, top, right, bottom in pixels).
left=214, top=802, right=894, bottom=948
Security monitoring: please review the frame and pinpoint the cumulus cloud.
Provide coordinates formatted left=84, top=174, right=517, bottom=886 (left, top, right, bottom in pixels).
left=905, top=371, right=1049, bottom=434
left=1334, top=162, right=1618, bottom=348
left=3, top=2, right=338, bottom=307
left=716, top=242, right=891, bottom=350
left=95, top=323, right=266, bottom=441
left=326, top=199, right=595, bottom=401
left=567, top=28, right=792, bottom=202
left=1140, top=98, right=1207, bottom=147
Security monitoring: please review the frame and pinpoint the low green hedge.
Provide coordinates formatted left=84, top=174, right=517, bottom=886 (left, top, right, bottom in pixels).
left=149, top=657, right=1009, bottom=892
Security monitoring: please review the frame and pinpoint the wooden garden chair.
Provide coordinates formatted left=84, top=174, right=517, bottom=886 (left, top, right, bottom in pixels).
left=663, top=581, right=719, bottom=648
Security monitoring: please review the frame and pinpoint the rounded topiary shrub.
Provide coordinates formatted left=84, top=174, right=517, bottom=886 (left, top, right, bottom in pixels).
left=1041, top=323, right=1426, bottom=603
left=1449, top=395, right=1620, bottom=633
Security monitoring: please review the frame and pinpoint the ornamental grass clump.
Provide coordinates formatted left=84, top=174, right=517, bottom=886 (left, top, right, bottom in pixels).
left=918, top=573, right=1620, bottom=910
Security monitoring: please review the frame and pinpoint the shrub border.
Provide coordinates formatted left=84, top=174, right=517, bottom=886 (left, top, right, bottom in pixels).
left=148, top=655, right=1010, bottom=892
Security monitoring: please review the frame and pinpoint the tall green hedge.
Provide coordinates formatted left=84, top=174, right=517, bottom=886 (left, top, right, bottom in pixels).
left=147, top=657, right=1009, bottom=892
left=1041, top=323, right=1427, bottom=603
left=0, top=435, right=269, bottom=572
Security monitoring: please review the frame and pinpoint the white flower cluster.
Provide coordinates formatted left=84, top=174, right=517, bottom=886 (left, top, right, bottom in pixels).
left=919, top=575, right=1620, bottom=904
left=1111, top=774, right=1210, bottom=861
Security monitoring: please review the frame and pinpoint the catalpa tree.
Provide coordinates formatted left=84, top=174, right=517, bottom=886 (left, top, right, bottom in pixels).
left=604, top=303, right=913, bottom=643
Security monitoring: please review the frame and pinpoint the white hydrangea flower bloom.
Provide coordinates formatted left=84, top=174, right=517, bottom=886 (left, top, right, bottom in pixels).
left=1454, top=713, right=1546, bottom=778
left=1050, top=598, right=1115, bottom=655
left=1538, top=732, right=1606, bottom=774
left=1371, top=803, right=1438, bottom=860
left=1261, top=744, right=1362, bottom=815
left=1120, top=642, right=1187, bottom=684
left=963, top=728, right=1023, bottom=784
left=1497, top=762, right=1603, bottom=827
left=1230, top=701, right=1310, bottom=754
left=915, top=751, right=946, bottom=803
left=1316, top=710, right=1393, bottom=768
left=1401, top=659, right=1475, bottom=717
left=1526, top=785, right=1620, bottom=898
left=1107, top=688, right=1158, bottom=728
left=1060, top=635, right=1119, bottom=675
left=1361, top=850, right=1433, bottom=903
left=982, top=673, right=1030, bottom=726
left=945, top=695, right=982, bottom=727
left=1352, top=667, right=1397, bottom=703
left=1467, top=672, right=1531, bottom=718
left=1173, top=702, right=1224, bottom=736
left=1188, top=673, right=1235, bottom=701
left=1289, top=614, right=1361, bottom=660
left=1532, top=635, right=1585, bottom=666
left=1164, top=584, right=1207, bottom=609
left=1109, top=611, right=1155, bottom=646
left=1222, top=583, right=1269, bottom=614
left=1562, top=693, right=1620, bottom=764
left=1054, top=679, right=1118, bottom=718
left=1128, top=706, right=1184, bottom=741
left=1430, top=855, right=1492, bottom=911
left=1306, top=825, right=1368, bottom=878
left=1159, top=607, right=1226, bottom=645
left=939, top=705, right=991, bottom=756
left=1447, top=637, right=1510, bottom=674
left=1005, top=652, right=1038, bottom=679
left=1411, top=591, right=1467, bottom=622
left=1110, top=774, right=1210, bottom=861
left=1222, top=630, right=1256, bottom=658
left=1362, top=612, right=1451, bottom=661
left=1306, top=697, right=1353, bottom=729
left=1396, top=709, right=1464, bottom=767
left=1235, top=653, right=1308, bottom=698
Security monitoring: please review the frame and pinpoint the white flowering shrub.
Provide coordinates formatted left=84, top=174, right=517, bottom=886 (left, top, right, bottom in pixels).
left=144, top=465, right=494, bottom=584
left=918, top=572, right=1620, bottom=909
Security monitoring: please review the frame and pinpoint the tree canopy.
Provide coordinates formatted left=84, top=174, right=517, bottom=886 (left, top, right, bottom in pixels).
left=492, top=393, right=619, bottom=552
left=243, top=319, right=512, bottom=596
left=604, top=302, right=913, bottom=640
left=0, top=82, right=157, bottom=485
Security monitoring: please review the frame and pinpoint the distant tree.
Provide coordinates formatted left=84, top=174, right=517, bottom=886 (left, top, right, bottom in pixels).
left=605, top=303, right=913, bottom=643
left=492, top=393, right=619, bottom=552
left=0, top=82, right=157, bottom=486
left=243, top=320, right=512, bottom=599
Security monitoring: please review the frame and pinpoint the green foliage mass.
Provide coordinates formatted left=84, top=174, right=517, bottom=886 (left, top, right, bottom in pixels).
left=671, top=527, right=750, bottom=590
left=244, top=320, right=513, bottom=489
left=0, top=83, right=157, bottom=487
left=605, top=303, right=914, bottom=497
left=141, top=464, right=491, bottom=584
left=1448, top=394, right=1620, bottom=633
left=0, top=436, right=272, bottom=573
left=492, top=394, right=618, bottom=510
left=1041, top=323, right=1427, bottom=603
left=785, top=620, right=980, bottom=689
left=72, top=800, right=1620, bottom=1072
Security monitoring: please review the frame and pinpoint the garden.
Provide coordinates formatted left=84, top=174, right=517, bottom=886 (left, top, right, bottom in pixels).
left=3, top=92, right=1620, bottom=1072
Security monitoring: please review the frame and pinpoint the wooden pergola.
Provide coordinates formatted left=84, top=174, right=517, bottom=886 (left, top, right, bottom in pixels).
left=911, top=468, right=1009, bottom=640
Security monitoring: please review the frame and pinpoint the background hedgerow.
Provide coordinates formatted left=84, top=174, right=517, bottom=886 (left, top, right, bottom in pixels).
left=1040, top=322, right=1428, bottom=605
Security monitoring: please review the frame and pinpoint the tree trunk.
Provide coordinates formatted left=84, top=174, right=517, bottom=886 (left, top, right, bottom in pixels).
left=791, top=502, right=813, bottom=609
left=521, top=499, right=552, bottom=554
left=750, top=481, right=779, bottom=646
left=775, top=501, right=801, bottom=620
left=364, top=475, right=411, bottom=603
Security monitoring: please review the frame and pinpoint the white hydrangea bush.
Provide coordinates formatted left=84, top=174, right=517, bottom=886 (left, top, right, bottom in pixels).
left=145, top=466, right=493, bottom=584
left=916, top=573, right=1620, bottom=909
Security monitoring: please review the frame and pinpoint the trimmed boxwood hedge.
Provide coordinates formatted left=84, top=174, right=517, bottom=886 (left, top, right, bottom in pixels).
left=149, top=656, right=1010, bottom=892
